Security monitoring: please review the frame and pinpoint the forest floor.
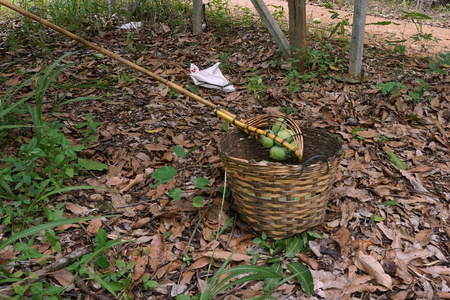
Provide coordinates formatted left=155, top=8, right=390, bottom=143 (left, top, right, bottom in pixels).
left=0, top=1, right=449, bottom=299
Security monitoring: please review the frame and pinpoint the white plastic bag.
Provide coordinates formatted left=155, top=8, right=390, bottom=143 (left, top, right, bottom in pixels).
left=190, top=63, right=235, bottom=92
left=119, top=22, right=142, bottom=30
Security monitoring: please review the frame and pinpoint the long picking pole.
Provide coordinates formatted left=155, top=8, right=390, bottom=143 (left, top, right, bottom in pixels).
left=0, top=0, right=300, bottom=156
left=0, top=0, right=236, bottom=118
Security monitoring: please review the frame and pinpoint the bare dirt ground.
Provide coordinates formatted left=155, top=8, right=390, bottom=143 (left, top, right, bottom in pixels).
left=229, top=0, right=450, bottom=55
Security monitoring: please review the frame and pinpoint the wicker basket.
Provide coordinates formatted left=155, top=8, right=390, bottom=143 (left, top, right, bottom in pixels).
left=218, top=126, right=343, bottom=239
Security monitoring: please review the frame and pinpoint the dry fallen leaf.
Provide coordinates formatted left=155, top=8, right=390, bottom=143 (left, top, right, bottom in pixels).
left=132, top=217, right=152, bottom=229
left=86, top=218, right=102, bottom=236
left=353, top=251, right=393, bottom=289
left=194, top=249, right=252, bottom=263
left=132, top=256, right=149, bottom=281
left=52, top=269, right=74, bottom=290
left=120, top=173, right=145, bottom=193
left=148, top=234, right=167, bottom=271
left=65, top=202, right=90, bottom=216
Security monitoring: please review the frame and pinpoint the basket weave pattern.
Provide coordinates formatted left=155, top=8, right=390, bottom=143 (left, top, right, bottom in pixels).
left=218, top=126, right=342, bottom=239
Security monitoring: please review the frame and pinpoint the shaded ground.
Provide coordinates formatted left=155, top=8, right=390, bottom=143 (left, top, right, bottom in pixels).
left=0, top=3, right=449, bottom=299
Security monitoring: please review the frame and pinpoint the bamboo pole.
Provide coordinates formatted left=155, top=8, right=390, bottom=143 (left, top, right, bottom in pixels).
left=0, top=0, right=301, bottom=159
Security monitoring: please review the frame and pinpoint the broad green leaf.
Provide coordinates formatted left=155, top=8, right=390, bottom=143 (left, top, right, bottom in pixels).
left=144, top=279, right=160, bottom=289
left=371, top=214, right=385, bottom=222
left=168, top=188, right=183, bottom=201
left=172, top=146, right=186, bottom=158
left=263, top=263, right=283, bottom=292
left=151, top=166, right=177, bottom=187
left=116, top=259, right=126, bottom=269
left=252, top=237, right=263, bottom=245
left=65, top=167, right=74, bottom=178
left=78, top=158, right=109, bottom=171
left=55, top=153, right=65, bottom=166
left=22, top=174, right=31, bottom=186
left=72, top=145, right=86, bottom=152
left=307, top=231, right=326, bottom=239
left=386, top=151, right=407, bottom=170
left=94, top=256, right=110, bottom=270
left=192, top=196, right=204, bottom=208
left=30, top=147, right=46, bottom=157
left=193, top=177, right=210, bottom=189
left=287, top=262, right=314, bottom=295
left=45, top=286, right=65, bottom=296
left=97, top=227, right=107, bottom=246
left=209, top=265, right=283, bottom=297
left=286, top=235, right=304, bottom=258
left=261, top=232, right=267, bottom=241
left=383, top=200, right=399, bottom=206
left=223, top=121, right=229, bottom=132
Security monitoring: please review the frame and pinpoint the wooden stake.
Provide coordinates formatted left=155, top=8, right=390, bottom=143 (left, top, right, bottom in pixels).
left=192, top=0, right=203, bottom=35
left=250, top=0, right=291, bottom=58
left=349, top=0, right=368, bottom=77
left=288, top=0, right=307, bottom=73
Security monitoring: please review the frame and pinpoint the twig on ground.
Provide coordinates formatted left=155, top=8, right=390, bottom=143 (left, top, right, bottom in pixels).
left=0, top=247, right=91, bottom=297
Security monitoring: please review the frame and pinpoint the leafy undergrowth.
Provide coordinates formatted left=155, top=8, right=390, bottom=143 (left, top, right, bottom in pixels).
left=1, top=8, right=449, bottom=300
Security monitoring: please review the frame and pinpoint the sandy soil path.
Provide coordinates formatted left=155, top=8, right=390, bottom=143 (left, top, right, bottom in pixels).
left=229, top=0, right=450, bottom=55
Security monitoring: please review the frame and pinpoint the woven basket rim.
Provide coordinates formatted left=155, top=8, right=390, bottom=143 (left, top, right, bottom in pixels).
left=219, top=126, right=343, bottom=168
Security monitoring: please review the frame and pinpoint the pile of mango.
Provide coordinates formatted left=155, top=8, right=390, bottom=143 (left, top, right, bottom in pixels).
left=260, top=118, right=297, bottom=161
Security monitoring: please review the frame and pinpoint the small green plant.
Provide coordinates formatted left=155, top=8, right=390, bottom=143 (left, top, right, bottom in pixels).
left=285, top=67, right=302, bottom=93
left=371, top=214, right=385, bottom=222
left=328, top=10, right=351, bottom=38
left=376, top=81, right=407, bottom=97
left=0, top=217, right=103, bottom=298
left=75, top=113, right=103, bottom=143
left=142, top=274, right=160, bottom=290
left=403, top=11, right=439, bottom=52
left=233, top=5, right=257, bottom=27
left=198, top=254, right=284, bottom=300
left=279, top=106, right=301, bottom=116
left=408, top=78, right=429, bottom=103
left=0, top=54, right=108, bottom=237
left=376, top=77, right=430, bottom=104
left=269, top=4, right=288, bottom=30
left=151, top=145, right=211, bottom=207
left=427, top=51, right=450, bottom=75
left=218, top=52, right=232, bottom=73
left=249, top=232, right=323, bottom=296
left=67, top=227, right=134, bottom=298
left=246, top=68, right=266, bottom=101
left=206, top=0, right=232, bottom=27
left=375, top=135, right=389, bottom=145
